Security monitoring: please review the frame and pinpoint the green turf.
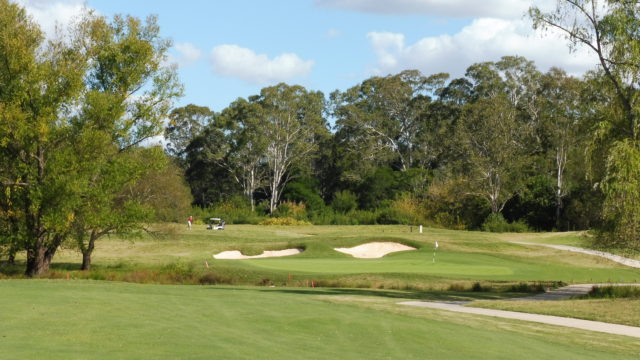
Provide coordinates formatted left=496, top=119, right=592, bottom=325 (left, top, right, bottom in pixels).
left=0, top=280, right=637, bottom=359
left=232, top=249, right=640, bottom=282
left=37, top=225, right=639, bottom=285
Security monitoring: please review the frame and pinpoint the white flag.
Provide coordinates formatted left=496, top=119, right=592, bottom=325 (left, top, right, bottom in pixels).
left=435, top=241, right=439, bottom=249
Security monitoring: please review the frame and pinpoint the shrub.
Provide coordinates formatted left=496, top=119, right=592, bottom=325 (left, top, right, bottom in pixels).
left=273, top=201, right=308, bottom=220
left=283, top=180, right=326, bottom=213
left=332, top=190, right=358, bottom=213
left=482, top=213, right=531, bottom=233
left=259, top=217, right=312, bottom=226
left=193, top=196, right=266, bottom=224
left=584, top=286, right=640, bottom=299
left=507, top=282, right=546, bottom=293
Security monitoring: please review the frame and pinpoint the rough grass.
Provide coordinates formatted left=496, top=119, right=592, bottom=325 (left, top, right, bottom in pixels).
left=468, top=298, right=640, bottom=327
left=0, top=280, right=638, bottom=360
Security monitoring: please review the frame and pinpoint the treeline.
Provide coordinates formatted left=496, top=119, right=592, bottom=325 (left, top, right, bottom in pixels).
left=171, top=60, right=598, bottom=232
left=169, top=2, right=640, bottom=251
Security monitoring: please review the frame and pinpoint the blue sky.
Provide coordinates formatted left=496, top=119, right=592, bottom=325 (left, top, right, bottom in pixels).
left=16, top=0, right=598, bottom=113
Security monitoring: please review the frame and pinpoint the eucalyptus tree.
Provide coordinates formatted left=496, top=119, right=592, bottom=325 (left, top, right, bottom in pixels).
left=212, top=98, right=267, bottom=211
left=456, top=95, right=526, bottom=214
left=538, top=68, right=585, bottom=228
left=251, top=84, right=328, bottom=213
left=332, top=70, right=448, bottom=172
left=530, top=0, right=640, bottom=249
left=164, top=104, right=213, bottom=167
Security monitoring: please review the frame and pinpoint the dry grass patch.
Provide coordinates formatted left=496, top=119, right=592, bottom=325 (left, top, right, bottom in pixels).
left=468, top=299, right=640, bottom=327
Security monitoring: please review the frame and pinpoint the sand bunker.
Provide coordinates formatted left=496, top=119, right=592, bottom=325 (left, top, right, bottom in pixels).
left=334, top=242, right=416, bottom=258
left=213, top=248, right=303, bottom=260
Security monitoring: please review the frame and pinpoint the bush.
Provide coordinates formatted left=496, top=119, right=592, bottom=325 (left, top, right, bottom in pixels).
left=332, top=190, right=358, bottom=213
left=282, top=180, right=326, bottom=213
left=192, top=196, right=265, bottom=224
left=584, top=286, right=640, bottom=299
left=258, top=217, right=312, bottom=226
left=482, top=213, right=531, bottom=233
left=272, top=201, right=308, bottom=220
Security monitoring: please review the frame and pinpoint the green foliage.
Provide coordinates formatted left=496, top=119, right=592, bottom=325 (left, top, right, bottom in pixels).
left=358, top=167, right=408, bottom=209
left=598, top=140, right=640, bottom=251
left=272, top=201, right=308, bottom=220
left=258, top=217, right=312, bottom=226
left=424, top=178, right=488, bottom=230
left=134, top=158, right=193, bottom=222
left=504, top=175, right=556, bottom=231
left=164, top=104, right=213, bottom=166
left=331, top=190, right=358, bottom=213
left=0, top=2, right=181, bottom=274
left=282, top=179, right=326, bottom=213
left=584, top=286, right=640, bottom=299
left=193, top=196, right=264, bottom=224
left=482, top=213, right=531, bottom=233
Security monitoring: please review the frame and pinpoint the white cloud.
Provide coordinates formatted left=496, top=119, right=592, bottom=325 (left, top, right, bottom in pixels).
left=170, top=42, right=203, bottom=67
left=367, top=17, right=599, bottom=78
left=210, top=45, right=314, bottom=85
left=315, top=0, right=555, bottom=19
left=14, top=0, right=87, bottom=38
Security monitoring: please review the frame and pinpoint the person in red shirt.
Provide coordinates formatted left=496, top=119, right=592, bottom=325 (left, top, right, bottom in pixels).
left=187, top=215, right=193, bottom=229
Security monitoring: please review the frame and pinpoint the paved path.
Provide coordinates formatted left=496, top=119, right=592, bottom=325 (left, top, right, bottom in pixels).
left=512, top=241, right=640, bottom=268
left=399, top=301, right=640, bottom=339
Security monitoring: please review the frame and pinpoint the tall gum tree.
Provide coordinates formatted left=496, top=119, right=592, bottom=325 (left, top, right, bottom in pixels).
left=457, top=95, right=525, bottom=214
left=213, top=99, right=266, bottom=211
left=332, top=70, right=448, bottom=171
left=251, top=84, right=327, bottom=214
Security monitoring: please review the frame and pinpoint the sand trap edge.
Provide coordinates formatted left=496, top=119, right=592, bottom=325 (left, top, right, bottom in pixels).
left=213, top=248, right=304, bottom=260
left=334, top=241, right=416, bottom=259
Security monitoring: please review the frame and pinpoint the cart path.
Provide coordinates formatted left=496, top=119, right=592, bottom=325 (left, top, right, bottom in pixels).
left=512, top=241, right=640, bottom=268
left=399, top=301, right=640, bottom=339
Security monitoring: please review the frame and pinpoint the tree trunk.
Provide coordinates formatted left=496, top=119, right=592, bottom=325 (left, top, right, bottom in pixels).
left=80, top=232, right=97, bottom=271
left=555, top=195, right=563, bottom=230
left=79, top=230, right=100, bottom=271
left=81, top=251, right=92, bottom=271
left=25, top=244, right=56, bottom=276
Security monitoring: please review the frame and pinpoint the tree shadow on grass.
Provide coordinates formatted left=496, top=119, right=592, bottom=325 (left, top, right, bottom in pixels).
left=255, top=287, right=528, bottom=302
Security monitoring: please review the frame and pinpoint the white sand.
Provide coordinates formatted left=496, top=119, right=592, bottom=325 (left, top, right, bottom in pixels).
left=334, top=242, right=416, bottom=258
left=213, top=248, right=303, bottom=260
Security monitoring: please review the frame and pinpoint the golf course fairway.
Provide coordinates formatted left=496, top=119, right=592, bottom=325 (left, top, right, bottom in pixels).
left=0, top=280, right=637, bottom=359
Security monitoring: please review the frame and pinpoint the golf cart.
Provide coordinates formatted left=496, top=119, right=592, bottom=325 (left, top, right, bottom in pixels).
left=207, top=217, right=225, bottom=230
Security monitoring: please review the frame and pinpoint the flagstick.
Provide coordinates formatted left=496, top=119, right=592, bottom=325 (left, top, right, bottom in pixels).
left=433, top=241, right=439, bottom=263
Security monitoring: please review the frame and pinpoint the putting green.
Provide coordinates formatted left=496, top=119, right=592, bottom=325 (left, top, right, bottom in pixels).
left=231, top=250, right=640, bottom=282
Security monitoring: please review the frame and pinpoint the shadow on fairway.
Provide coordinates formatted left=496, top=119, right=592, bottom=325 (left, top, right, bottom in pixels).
left=256, top=287, right=527, bottom=301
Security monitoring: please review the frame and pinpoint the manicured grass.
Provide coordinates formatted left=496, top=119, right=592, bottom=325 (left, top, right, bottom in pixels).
left=468, top=299, right=640, bottom=327
left=0, top=280, right=638, bottom=359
